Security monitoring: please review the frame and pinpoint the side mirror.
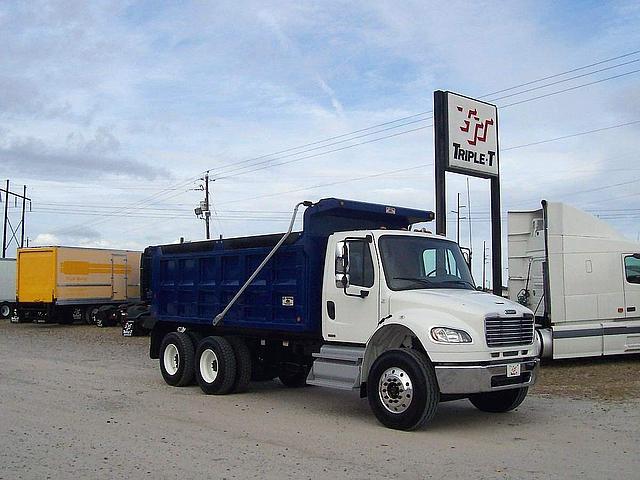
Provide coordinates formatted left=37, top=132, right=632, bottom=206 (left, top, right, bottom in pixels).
left=335, top=241, right=350, bottom=288
left=633, top=253, right=640, bottom=259
left=460, top=247, right=472, bottom=270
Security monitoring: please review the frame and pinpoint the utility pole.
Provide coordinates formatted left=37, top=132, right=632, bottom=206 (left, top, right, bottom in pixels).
left=2, top=180, right=8, bottom=258
left=193, top=171, right=211, bottom=240
left=204, top=171, right=210, bottom=240
left=482, top=240, right=487, bottom=291
left=20, top=185, right=26, bottom=247
left=1, top=179, right=31, bottom=258
left=450, top=192, right=466, bottom=245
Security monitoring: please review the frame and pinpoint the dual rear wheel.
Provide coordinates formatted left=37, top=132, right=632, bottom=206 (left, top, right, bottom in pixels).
left=159, top=332, right=252, bottom=394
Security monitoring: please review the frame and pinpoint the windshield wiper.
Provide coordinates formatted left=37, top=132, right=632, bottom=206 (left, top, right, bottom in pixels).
left=393, top=277, right=434, bottom=287
left=438, top=279, right=476, bottom=289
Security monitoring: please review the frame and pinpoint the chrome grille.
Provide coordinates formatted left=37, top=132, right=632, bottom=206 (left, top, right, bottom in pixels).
left=485, top=315, right=534, bottom=348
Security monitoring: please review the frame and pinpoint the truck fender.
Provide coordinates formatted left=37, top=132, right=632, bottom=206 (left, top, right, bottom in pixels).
left=360, top=323, right=429, bottom=397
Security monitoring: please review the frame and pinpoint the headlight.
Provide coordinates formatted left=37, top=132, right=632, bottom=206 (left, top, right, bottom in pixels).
left=430, top=327, right=472, bottom=343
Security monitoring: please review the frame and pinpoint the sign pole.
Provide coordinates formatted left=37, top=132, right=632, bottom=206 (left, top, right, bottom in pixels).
left=433, top=91, right=447, bottom=236
left=490, top=175, right=502, bottom=295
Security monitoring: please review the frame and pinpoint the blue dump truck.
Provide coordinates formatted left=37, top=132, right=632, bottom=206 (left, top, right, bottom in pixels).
left=142, top=198, right=539, bottom=430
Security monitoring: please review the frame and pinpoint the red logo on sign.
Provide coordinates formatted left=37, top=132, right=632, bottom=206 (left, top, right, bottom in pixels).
left=457, top=106, right=494, bottom=146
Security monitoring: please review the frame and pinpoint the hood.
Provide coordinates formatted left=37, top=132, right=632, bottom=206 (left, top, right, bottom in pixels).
left=389, top=288, right=532, bottom=319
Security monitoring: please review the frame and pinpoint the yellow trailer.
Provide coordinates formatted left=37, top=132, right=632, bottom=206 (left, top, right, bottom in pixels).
left=16, top=246, right=141, bottom=324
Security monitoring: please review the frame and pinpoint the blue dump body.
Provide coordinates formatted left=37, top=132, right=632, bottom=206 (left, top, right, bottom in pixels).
left=146, top=198, right=433, bottom=335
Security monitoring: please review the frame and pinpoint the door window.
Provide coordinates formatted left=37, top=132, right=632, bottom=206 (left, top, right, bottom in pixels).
left=347, top=240, right=374, bottom=288
left=624, top=255, right=640, bottom=284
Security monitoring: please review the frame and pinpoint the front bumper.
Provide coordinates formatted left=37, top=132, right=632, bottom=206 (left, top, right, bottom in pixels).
left=434, top=358, right=539, bottom=394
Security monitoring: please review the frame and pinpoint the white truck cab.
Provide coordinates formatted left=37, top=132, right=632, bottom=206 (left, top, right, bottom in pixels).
left=310, top=229, right=540, bottom=429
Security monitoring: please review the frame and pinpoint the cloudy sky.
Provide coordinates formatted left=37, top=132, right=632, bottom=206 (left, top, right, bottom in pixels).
left=1, top=1, right=639, bottom=285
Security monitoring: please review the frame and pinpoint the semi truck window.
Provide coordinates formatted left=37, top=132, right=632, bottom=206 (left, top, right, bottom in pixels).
left=624, top=256, right=640, bottom=284
left=347, top=241, right=374, bottom=288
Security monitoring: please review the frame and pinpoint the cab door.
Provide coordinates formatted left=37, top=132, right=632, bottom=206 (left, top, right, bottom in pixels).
left=623, top=254, right=640, bottom=318
left=621, top=254, right=640, bottom=351
left=604, top=254, right=640, bottom=355
left=323, top=233, right=380, bottom=344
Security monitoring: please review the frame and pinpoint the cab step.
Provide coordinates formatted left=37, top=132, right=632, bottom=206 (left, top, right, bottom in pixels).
left=307, top=344, right=365, bottom=390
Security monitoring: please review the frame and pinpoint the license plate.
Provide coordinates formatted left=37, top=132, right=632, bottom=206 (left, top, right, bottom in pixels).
left=506, top=364, right=521, bottom=378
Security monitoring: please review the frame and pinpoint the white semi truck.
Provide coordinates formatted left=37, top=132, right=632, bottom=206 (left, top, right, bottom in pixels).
left=0, top=258, right=16, bottom=319
left=143, top=198, right=539, bottom=430
left=508, top=200, right=640, bottom=359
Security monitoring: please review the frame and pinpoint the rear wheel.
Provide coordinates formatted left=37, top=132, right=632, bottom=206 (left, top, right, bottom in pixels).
left=227, top=336, right=252, bottom=393
left=0, top=302, right=11, bottom=319
left=195, top=336, right=237, bottom=395
left=85, top=306, right=99, bottom=325
left=367, top=349, right=440, bottom=431
left=159, top=332, right=195, bottom=387
left=469, top=387, right=528, bottom=413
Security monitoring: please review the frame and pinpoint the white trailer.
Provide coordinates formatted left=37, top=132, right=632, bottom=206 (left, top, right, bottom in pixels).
left=0, top=258, right=16, bottom=319
left=508, top=200, right=640, bottom=359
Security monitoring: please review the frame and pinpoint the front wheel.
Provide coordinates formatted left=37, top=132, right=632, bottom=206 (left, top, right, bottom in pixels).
left=469, top=387, right=528, bottom=413
left=367, top=349, right=440, bottom=431
left=0, top=302, right=12, bottom=319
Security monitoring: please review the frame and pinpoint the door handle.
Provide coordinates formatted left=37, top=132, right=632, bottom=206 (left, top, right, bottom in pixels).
left=628, top=306, right=636, bottom=313
left=327, top=301, right=336, bottom=320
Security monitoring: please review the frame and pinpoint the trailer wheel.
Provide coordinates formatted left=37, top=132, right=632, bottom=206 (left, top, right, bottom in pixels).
left=278, top=366, right=309, bottom=388
left=227, top=336, right=252, bottom=393
left=159, top=332, right=195, bottom=387
left=469, top=387, right=528, bottom=413
left=0, top=302, right=11, bottom=320
left=366, top=349, right=439, bottom=431
left=85, top=306, right=99, bottom=325
left=195, top=336, right=237, bottom=395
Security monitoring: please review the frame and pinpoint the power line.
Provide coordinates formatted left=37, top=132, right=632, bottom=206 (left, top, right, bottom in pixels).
left=212, top=67, right=640, bottom=181
left=220, top=118, right=640, bottom=207
left=207, top=52, right=640, bottom=179
left=43, top=51, right=640, bottom=231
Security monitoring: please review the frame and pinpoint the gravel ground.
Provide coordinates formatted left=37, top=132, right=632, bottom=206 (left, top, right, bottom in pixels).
left=0, top=321, right=638, bottom=480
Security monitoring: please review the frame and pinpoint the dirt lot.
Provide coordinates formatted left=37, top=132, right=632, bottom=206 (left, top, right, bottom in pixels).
left=0, top=322, right=638, bottom=480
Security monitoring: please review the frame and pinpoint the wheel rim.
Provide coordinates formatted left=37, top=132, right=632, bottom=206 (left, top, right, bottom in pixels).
left=1, top=305, right=9, bottom=317
left=163, top=344, right=180, bottom=376
left=378, top=367, right=413, bottom=414
left=200, top=348, right=219, bottom=384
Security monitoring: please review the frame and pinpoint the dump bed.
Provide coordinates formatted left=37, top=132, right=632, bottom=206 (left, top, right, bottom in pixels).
left=148, top=198, right=434, bottom=335
left=0, top=258, right=16, bottom=302
left=17, top=246, right=141, bottom=304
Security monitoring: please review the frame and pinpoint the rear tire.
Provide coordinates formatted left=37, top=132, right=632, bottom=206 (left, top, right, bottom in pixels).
left=195, top=336, right=237, bottom=395
left=159, top=332, right=195, bottom=387
left=85, top=306, right=99, bottom=325
left=227, top=336, right=252, bottom=393
left=367, top=349, right=440, bottom=431
left=0, top=302, right=11, bottom=319
left=469, top=387, right=528, bottom=413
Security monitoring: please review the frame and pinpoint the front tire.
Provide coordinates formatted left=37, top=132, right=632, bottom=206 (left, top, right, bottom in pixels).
left=195, top=336, right=237, bottom=395
left=0, top=302, right=12, bottom=319
left=469, top=387, right=528, bottom=413
left=159, top=332, right=195, bottom=387
left=367, top=349, right=440, bottom=431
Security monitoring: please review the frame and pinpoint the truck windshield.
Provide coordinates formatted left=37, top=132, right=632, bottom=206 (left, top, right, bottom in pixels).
left=378, top=235, right=475, bottom=291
